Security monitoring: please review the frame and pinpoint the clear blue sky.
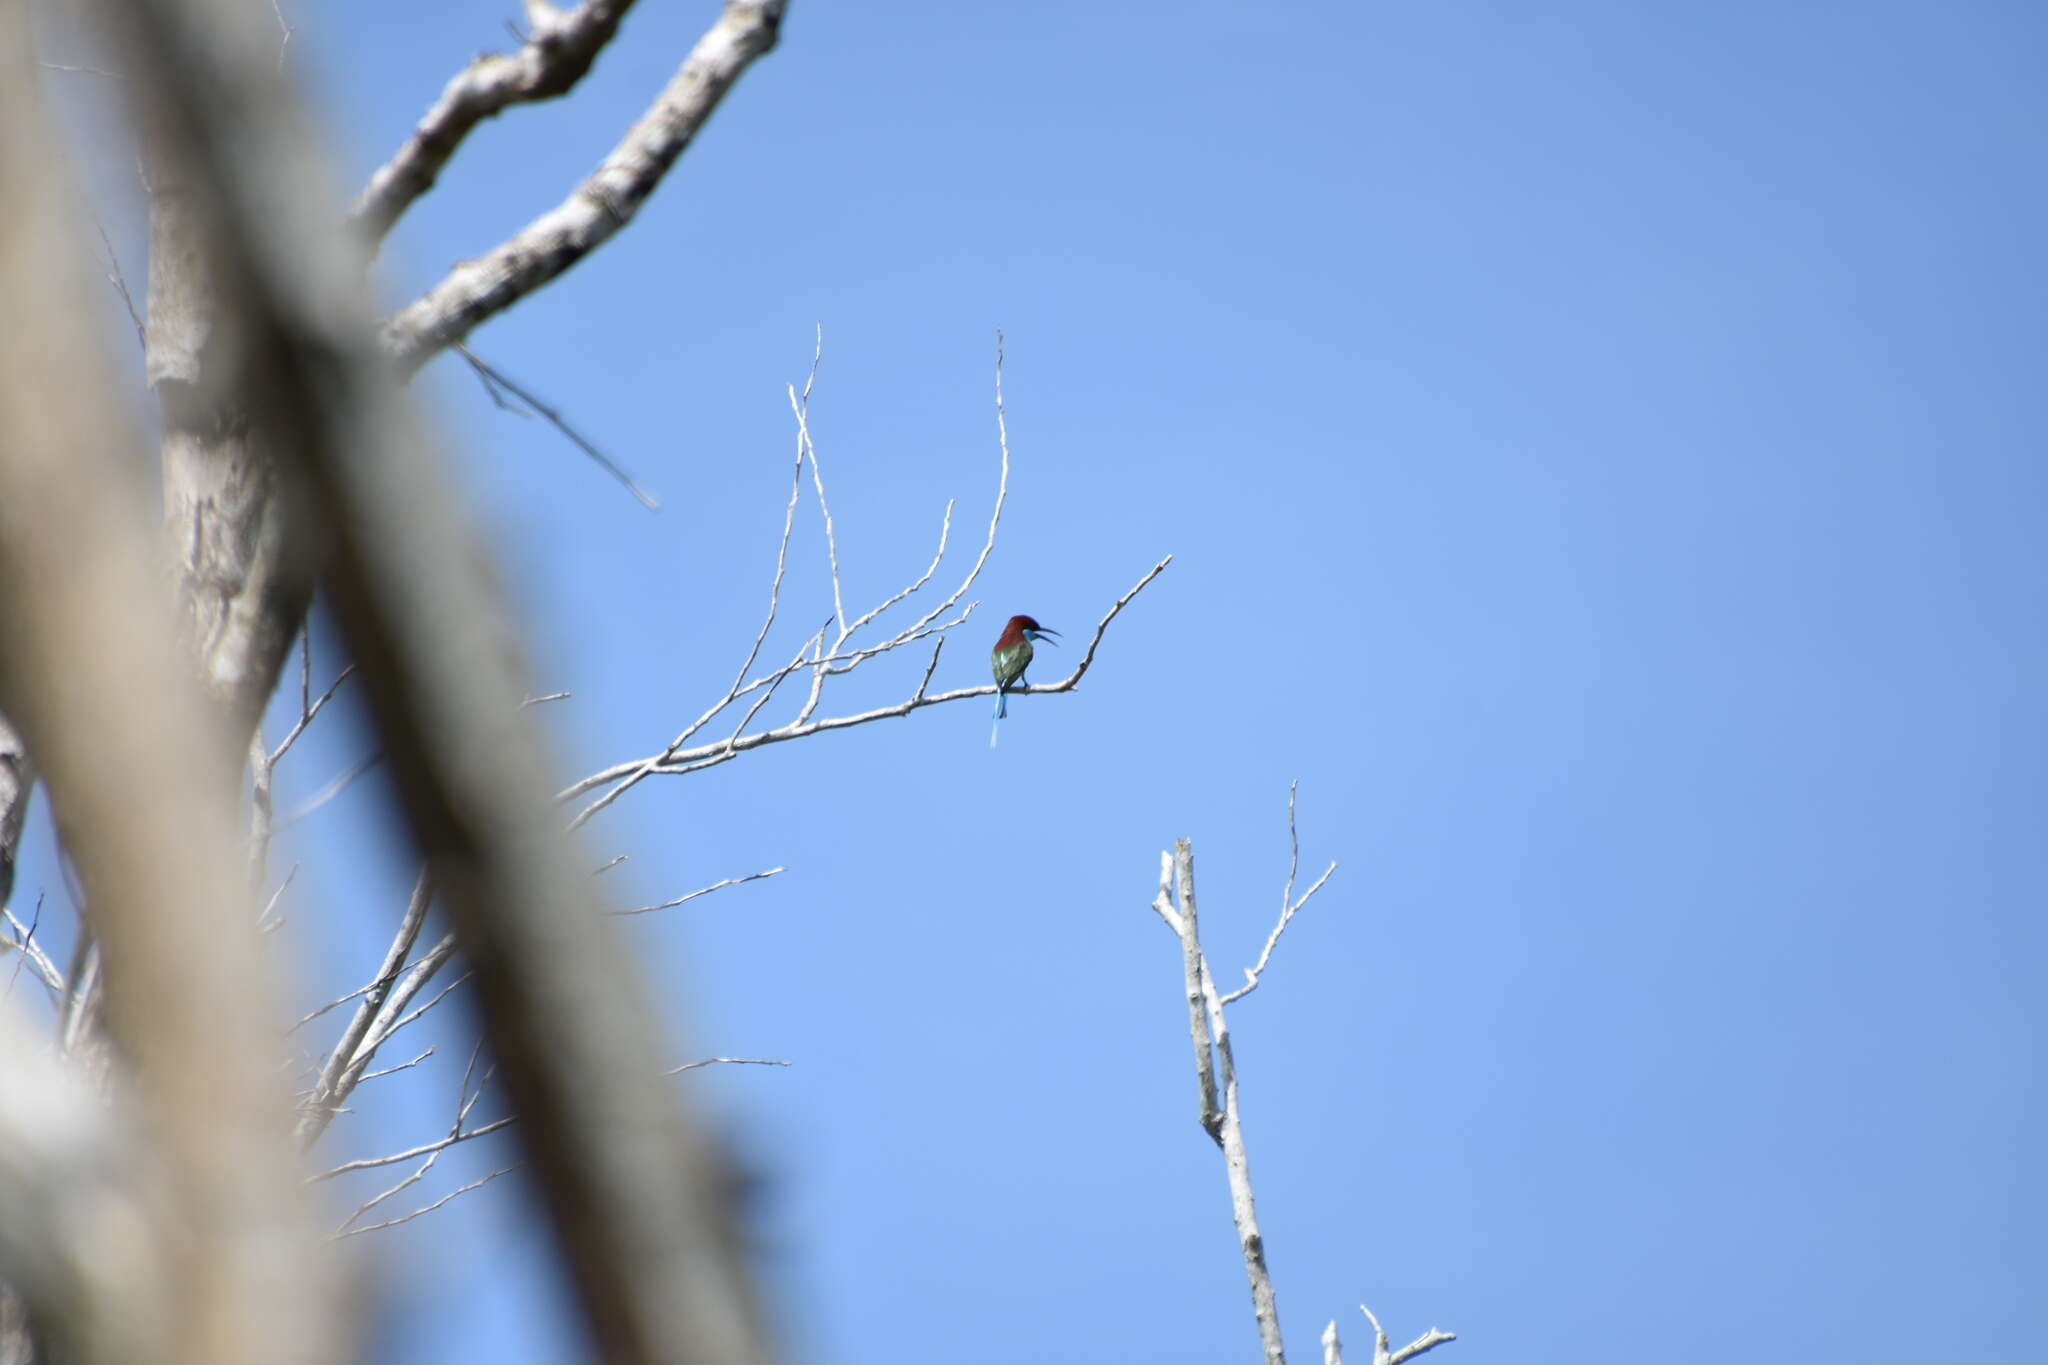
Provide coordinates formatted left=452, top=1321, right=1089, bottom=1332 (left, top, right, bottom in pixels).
left=25, top=1, right=2047, bottom=1362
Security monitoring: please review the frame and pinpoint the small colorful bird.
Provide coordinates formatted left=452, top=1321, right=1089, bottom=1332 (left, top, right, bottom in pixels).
left=990, top=614, right=1059, bottom=747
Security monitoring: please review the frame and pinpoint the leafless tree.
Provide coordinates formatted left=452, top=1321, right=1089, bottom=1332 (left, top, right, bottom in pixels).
left=0, top=2, right=1172, bottom=1362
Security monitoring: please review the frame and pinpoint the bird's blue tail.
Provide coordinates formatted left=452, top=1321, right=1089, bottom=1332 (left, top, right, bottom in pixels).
left=990, top=690, right=1006, bottom=748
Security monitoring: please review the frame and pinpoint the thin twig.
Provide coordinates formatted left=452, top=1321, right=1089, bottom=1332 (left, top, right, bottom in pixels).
left=280, top=751, right=385, bottom=825
left=36, top=61, right=123, bottom=78
left=330, top=1043, right=502, bottom=1238
left=614, top=868, right=783, bottom=916
left=731, top=358, right=812, bottom=692
left=356, top=1046, right=435, bottom=1085
left=291, top=976, right=376, bottom=1036
left=889, top=330, right=1013, bottom=641
left=316, top=1115, right=516, bottom=1181
left=457, top=343, right=659, bottom=509
left=267, top=0, right=290, bottom=68
left=663, top=1056, right=792, bottom=1076
left=912, top=637, right=944, bottom=701
left=1223, top=781, right=1339, bottom=1006
left=336, top=1165, right=517, bottom=1238
left=2, top=894, right=60, bottom=1000
left=256, top=862, right=299, bottom=934
left=94, top=221, right=145, bottom=349
left=378, top=967, right=471, bottom=1042
left=269, top=663, right=356, bottom=767
left=790, top=330, right=845, bottom=640
left=838, top=499, right=953, bottom=641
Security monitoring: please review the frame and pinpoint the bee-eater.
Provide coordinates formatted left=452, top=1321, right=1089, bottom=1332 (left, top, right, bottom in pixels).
left=990, top=614, right=1059, bottom=747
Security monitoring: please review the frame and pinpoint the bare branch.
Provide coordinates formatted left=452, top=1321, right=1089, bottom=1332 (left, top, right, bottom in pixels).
left=268, top=663, right=355, bottom=767
left=331, top=1050, right=787, bottom=1180
left=335, top=1164, right=517, bottom=1239
left=560, top=353, right=821, bottom=830
left=912, top=636, right=944, bottom=702
left=256, top=862, right=297, bottom=934
left=875, top=329, right=1013, bottom=644
left=382, top=0, right=788, bottom=371
left=614, top=868, right=783, bottom=916
left=564, top=555, right=1171, bottom=806
left=376, top=966, right=471, bottom=1044
left=316, top=1115, right=516, bottom=1181
left=1223, top=782, right=1338, bottom=1006
left=355, top=1046, right=434, bottom=1085
left=1153, top=840, right=1282, bottom=1362
left=559, top=332, right=1159, bottom=833
left=36, top=60, right=124, bottom=78
left=331, top=1043, right=503, bottom=1238
left=3, top=900, right=63, bottom=1001
left=842, top=500, right=953, bottom=641
left=266, top=0, right=290, bottom=68
left=788, top=365, right=845, bottom=648
left=333, top=1151, right=435, bottom=1233
left=663, top=1056, right=792, bottom=1076
left=94, top=220, right=147, bottom=351
left=1151, top=819, right=1452, bottom=1365
left=457, top=343, right=659, bottom=509
left=1358, top=1305, right=1457, bottom=1365
left=300, top=873, right=435, bottom=1142
left=279, top=750, right=385, bottom=826
left=349, top=0, right=644, bottom=245
left=732, top=362, right=812, bottom=690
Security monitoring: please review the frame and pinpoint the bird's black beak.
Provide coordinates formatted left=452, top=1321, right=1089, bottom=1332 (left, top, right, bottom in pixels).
left=1036, top=628, right=1061, bottom=645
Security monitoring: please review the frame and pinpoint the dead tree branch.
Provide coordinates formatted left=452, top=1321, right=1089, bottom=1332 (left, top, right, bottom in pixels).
left=561, top=336, right=1168, bottom=825
left=350, top=0, right=646, bottom=246
left=1148, top=805, right=1451, bottom=1365
left=382, top=0, right=788, bottom=373
left=1151, top=840, right=1283, bottom=1362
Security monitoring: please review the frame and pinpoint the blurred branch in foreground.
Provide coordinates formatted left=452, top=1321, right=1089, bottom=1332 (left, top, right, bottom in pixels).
left=0, top=13, right=338, bottom=1360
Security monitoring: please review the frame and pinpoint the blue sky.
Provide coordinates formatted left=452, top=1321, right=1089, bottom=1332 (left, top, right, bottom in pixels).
left=21, top=1, right=2047, bottom=1362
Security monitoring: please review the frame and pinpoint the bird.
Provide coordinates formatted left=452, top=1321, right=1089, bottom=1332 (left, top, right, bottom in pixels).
left=990, top=614, right=1059, bottom=747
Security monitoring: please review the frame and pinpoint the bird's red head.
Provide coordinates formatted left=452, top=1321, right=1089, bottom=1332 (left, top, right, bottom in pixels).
left=997, top=614, right=1060, bottom=648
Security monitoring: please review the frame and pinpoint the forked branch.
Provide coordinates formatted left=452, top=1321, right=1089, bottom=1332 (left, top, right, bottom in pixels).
left=382, top=0, right=788, bottom=372
left=1147, top=799, right=1451, bottom=1365
left=561, top=334, right=1170, bottom=828
left=350, top=0, right=647, bottom=246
